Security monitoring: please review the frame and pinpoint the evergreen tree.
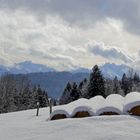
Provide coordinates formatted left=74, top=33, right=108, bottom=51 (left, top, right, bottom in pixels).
left=34, top=85, right=48, bottom=108
left=0, top=74, right=49, bottom=113
left=60, top=82, right=81, bottom=104
left=0, top=74, right=17, bottom=112
left=113, top=76, right=124, bottom=96
left=70, top=82, right=80, bottom=101
left=78, top=78, right=88, bottom=98
left=121, top=73, right=130, bottom=95
left=59, top=82, right=72, bottom=105
left=87, top=65, right=105, bottom=98
left=133, top=72, right=140, bottom=84
left=131, top=73, right=140, bottom=92
left=105, top=79, right=114, bottom=96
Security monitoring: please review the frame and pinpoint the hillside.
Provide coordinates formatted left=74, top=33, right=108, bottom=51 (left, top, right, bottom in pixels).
left=1, top=107, right=140, bottom=140
left=14, top=72, right=89, bottom=98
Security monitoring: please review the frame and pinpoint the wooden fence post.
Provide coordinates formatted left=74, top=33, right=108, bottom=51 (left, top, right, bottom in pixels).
left=49, top=98, right=52, bottom=115
left=36, top=102, right=40, bottom=116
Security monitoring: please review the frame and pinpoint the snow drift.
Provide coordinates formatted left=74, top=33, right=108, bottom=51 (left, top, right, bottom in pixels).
left=89, top=95, right=105, bottom=115
left=96, top=94, right=124, bottom=115
left=1, top=108, right=140, bottom=140
left=50, top=105, right=70, bottom=120
left=70, top=98, right=94, bottom=118
left=124, top=92, right=140, bottom=116
left=50, top=92, right=140, bottom=119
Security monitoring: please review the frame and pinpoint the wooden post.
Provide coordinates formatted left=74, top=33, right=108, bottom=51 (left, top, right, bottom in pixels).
left=36, top=102, right=40, bottom=116
left=49, top=98, right=52, bottom=115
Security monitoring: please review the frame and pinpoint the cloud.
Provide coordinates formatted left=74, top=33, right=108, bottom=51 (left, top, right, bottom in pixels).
left=138, top=50, right=140, bottom=57
left=0, top=9, right=90, bottom=70
left=0, top=1, right=139, bottom=70
left=88, top=41, right=134, bottom=63
left=0, top=0, right=140, bottom=35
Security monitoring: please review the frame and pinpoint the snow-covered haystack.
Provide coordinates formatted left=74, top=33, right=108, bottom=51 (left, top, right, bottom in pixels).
left=124, top=92, right=140, bottom=116
left=50, top=105, right=70, bottom=120
left=70, top=98, right=94, bottom=118
left=96, top=94, right=124, bottom=115
left=89, top=95, right=105, bottom=115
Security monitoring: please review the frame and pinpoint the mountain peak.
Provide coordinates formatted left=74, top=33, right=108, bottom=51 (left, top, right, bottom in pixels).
left=100, top=63, right=131, bottom=79
left=0, top=62, right=136, bottom=78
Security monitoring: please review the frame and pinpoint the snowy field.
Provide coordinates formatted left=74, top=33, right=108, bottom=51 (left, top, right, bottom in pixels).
left=1, top=107, right=140, bottom=140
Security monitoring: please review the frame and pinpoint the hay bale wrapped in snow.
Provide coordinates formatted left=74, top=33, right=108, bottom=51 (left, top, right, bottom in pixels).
left=89, top=95, right=105, bottom=115
left=50, top=105, right=70, bottom=120
left=124, top=92, right=140, bottom=116
left=96, top=94, right=124, bottom=116
left=70, top=98, right=94, bottom=118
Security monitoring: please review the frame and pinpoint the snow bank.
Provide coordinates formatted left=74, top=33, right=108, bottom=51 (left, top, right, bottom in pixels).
left=96, top=94, right=124, bottom=115
left=70, top=98, right=94, bottom=117
left=1, top=108, right=140, bottom=140
left=89, top=95, right=105, bottom=114
left=124, top=92, right=140, bottom=114
left=50, top=105, right=70, bottom=120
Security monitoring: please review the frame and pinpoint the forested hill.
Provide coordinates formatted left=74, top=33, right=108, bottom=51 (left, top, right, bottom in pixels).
left=14, top=72, right=89, bottom=98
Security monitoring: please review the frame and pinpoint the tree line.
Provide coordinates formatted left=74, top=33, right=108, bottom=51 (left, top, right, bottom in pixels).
left=0, top=65, right=140, bottom=113
left=59, top=65, right=140, bottom=105
left=0, top=74, right=49, bottom=113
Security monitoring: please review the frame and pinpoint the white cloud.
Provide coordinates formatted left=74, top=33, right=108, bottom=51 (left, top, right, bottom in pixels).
left=88, top=41, right=133, bottom=63
left=1, top=0, right=140, bottom=35
left=0, top=2, right=139, bottom=70
left=0, top=9, right=90, bottom=70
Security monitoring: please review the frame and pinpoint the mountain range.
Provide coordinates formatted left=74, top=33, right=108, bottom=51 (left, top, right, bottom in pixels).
left=0, top=61, right=55, bottom=75
left=0, top=61, right=136, bottom=98
left=0, top=61, right=132, bottom=78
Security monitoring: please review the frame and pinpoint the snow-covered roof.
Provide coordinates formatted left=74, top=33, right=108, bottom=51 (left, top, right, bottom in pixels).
left=124, top=92, right=140, bottom=114
left=96, top=94, right=124, bottom=115
left=50, top=105, right=70, bottom=120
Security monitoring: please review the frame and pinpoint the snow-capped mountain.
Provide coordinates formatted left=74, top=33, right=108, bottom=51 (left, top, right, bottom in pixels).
left=0, top=65, right=10, bottom=75
left=0, top=61, right=135, bottom=79
left=100, top=63, right=131, bottom=79
left=71, top=63, right=132, bottom=79
left=0, top=61, right=55, bottom=75
left=71, top=67, right=91, bottom=74
left=10, top=61, right=55, bottom=74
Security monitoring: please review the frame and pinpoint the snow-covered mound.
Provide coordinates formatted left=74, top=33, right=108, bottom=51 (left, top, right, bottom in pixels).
left=1, top=108, right=140, bottom=140
left=96, top=94, right=124, bottom=115
left=89, top=95, right=105, bottom=114
left=69, top=98, right=94, bottom=117
left=50, top=92, right=140, bottom=119
left=124, top=92, right=140, bottom=115
left=50, top=105, right=70, bottom=120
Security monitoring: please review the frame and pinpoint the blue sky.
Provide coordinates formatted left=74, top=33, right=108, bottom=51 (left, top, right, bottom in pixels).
left=0, top=0, right=140, bottom=70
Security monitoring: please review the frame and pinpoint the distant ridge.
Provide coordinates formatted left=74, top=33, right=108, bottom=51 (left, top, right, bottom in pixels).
left=0, top=61, right=136, bottom=78
left=0, top=61, right=137, bottom=98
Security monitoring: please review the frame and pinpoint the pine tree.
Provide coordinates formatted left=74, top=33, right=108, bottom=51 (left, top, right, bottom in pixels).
left=105, top=79, right=114, bottom=96
left=60, top=82, right=81, bottom=104
left=131, top=72, right=140, bottom=92
left=133, top=72, right=140, bottom=84
left=121, top=73, right=130, bottom=95
left=78, top=78, right=88, bottom=98
left=0, top=74, right=49, bottom=113
left=59, top=82, right=72, bottom=105
left=113, top=76, right=124, bottom=96
left=70, top=82, right=80, bottom=101
left=87, top=65, right=105, bottom=98
left=35, top=85, right=48, bottom=108
left=0, top=74, right=17, bottom=112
